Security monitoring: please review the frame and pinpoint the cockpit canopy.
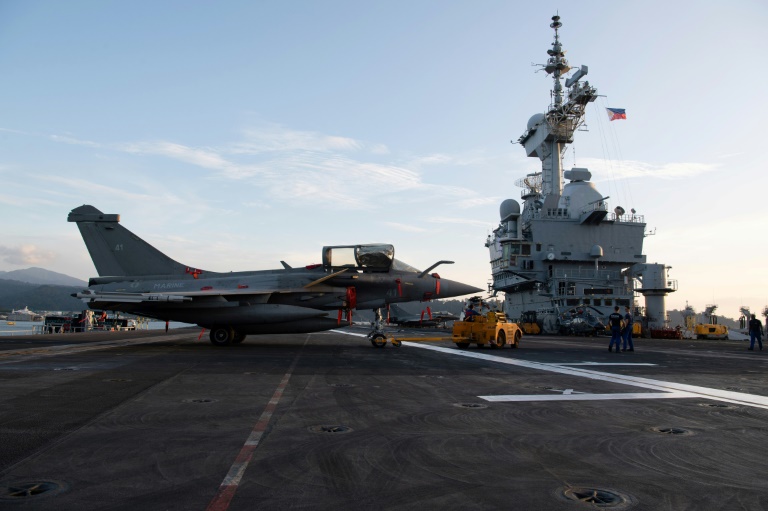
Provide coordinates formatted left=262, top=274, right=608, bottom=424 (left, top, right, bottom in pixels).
left=323, top=244, right=395, bottom=272
left=323, top=244, right=421, bottom=273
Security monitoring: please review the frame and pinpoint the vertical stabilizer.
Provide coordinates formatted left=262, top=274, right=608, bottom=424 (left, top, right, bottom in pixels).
left=67, top=205, right=191, bottom=277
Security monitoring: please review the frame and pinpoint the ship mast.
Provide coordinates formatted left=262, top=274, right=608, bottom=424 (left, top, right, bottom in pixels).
left=518, top=15, right=597, bottom=201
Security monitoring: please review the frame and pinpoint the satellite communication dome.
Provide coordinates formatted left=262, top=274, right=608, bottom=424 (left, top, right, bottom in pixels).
left=500, top=199, right=521, bottom=221
left=560, top=180, right=602, bottom=217
left=527, top=113, right=546, bottom=131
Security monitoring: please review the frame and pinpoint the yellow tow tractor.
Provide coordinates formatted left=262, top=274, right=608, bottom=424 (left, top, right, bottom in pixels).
left=368, top=299, right=523, bottom=349
left=452, top=310, right=523, bottom=349
left=682, top=304, right=729, bottom=340
left=518, top=310, right=541, bottom=335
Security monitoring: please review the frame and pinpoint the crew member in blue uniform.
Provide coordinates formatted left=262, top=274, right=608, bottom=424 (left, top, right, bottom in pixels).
left=608, top=306, right=623, bottom=353
left=621, top=306, right=634, bottom=352
left=748, top=314, right=763, bottom=351
left=464, top=304, right=481, bottom=322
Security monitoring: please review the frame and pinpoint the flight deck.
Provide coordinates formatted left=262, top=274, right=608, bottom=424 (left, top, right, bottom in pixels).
left=1, top=328, right=766, bottom=510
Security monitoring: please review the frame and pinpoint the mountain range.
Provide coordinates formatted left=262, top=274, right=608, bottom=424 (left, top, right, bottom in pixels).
left=0, top=267, right=87, bottom=287
left=0, top=267, right=87, bottom=312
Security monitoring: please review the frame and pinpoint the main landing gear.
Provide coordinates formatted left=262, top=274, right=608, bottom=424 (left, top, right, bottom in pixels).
left=209, top=327, right=247, bottom=346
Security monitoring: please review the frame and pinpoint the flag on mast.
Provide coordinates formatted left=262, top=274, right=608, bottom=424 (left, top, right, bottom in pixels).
left=606, top=107, right=626, bottom=121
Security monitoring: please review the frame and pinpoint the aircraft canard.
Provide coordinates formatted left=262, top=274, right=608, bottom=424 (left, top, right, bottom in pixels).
left=68, top=205, right=482, bottom=345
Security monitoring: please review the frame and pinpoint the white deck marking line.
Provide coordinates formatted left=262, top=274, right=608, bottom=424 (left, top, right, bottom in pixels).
left=557, top=362, right=657, bottom=366
left=402, top=342, right=768, bottom=410
left=481, top=391, right=695, bottom=402
left=329, top=329, right=368, bottom=337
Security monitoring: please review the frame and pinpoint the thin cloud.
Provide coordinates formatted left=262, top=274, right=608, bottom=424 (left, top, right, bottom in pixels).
left=41, top=124, right=483, bottom=209
left=427, top=216, right=493, bottom=227
left=121, top=141, right=233, bottom=172
left=382, top=222, right=428, bottom=233
left=232, top=124, right=363, bottom=153
left=49, top=134, right=101, bottom=147
left=455, top=197, right=502, bottom=209
left=0, top=245, right=57, bottom=266
left=582, top=158, right=718, bottom=180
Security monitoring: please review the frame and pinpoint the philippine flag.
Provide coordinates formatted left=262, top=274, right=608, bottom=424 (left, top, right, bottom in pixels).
left=606, top=107, right=627, bottom=121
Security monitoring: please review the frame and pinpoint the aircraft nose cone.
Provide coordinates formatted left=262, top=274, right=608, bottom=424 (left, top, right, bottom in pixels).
left=438, top=278, right=483, bottom=298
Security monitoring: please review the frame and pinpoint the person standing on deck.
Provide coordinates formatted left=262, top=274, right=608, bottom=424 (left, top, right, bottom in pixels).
left=748, top=314, right=763, bottom=351
left=622, top=306, right=634, bottom=352
left=608, top=306, right=623, bottom=353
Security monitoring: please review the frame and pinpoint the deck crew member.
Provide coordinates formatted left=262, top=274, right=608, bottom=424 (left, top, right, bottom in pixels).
left=621, top=306, right=634, bottom=352
left=748, top=314, right=763, bottom=351
left=608, top=306, right=623, bottom=353
left=464, top=304, right=481, bottom=322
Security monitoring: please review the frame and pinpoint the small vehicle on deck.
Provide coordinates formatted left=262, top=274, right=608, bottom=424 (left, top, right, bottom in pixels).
left=369, top=297, right=523, bottom=349
left=452, top=310, right=523, bottom=349
left=518, top=310, right=541, bottom=335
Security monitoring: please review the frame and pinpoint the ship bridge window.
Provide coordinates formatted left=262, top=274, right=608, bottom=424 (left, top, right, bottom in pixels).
left=593, top=299, right=601, bottom=306
left=536, top=243, right=542, bottom=252
left=503, top=243, right=528, bottom=256
left=557, top=281, right=577, bottom=296
left=547, top=208, right=569, bottom=218
left=605, top=299, right=613, bottom=306
left=585, top=288, right=613, bottom=295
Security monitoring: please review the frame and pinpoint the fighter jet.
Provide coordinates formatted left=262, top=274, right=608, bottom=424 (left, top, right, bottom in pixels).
left=388, top=304, right=439, bottom=328
left=68, top=205, right=482, bottom=345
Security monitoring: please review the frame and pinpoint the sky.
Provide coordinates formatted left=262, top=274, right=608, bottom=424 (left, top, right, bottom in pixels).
left=1, top=0, right=766, bottom=320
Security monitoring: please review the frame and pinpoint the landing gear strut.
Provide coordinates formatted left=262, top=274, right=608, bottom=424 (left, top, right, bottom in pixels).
left=366, top=308, right=400, bottom=348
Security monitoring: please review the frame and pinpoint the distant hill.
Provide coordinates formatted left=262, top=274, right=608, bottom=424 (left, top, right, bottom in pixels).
left=0, top=267, right=87, bottom=287
left=0, top=279, right=85, bottom=312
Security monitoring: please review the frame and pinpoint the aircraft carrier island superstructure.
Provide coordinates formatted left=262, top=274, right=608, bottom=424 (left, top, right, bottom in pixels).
left=486, top=15, right=676, bottom=335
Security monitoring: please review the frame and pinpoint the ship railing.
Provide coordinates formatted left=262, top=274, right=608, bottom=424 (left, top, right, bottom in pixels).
left=610, top=212, right=645, bottom=223
left=580, top=202, right=607, bottom=215
left=522, top=209, right=645, bottom=225
left=553, top=268, right=620, bottom=280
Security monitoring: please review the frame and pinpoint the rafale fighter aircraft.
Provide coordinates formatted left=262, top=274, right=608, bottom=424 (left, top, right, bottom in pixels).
left=68, top=205, right=482, bottom=346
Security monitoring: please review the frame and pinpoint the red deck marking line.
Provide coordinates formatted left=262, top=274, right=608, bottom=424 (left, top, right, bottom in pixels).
left=205, top=352, right=301, bottom=511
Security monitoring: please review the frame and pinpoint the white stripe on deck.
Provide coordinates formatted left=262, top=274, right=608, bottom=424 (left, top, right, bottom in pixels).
left=480, top=391, right=695, bottom=402
left=399, top=342, right=768, bottom=410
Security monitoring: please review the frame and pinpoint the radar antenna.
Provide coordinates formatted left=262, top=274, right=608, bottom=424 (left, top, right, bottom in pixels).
left=518, top=15, right=598, bottom=199
left=514, top=173, right=542, bottom=193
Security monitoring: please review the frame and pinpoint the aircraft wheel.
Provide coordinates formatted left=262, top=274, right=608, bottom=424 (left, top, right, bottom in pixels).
left=371, top=334, right=387, bottom=348
left=391, top=339, right=402, bottom=348
left=232, top=331, right=246, bottom=344
left=210, top=327, right=235, bottom=346
left=491, top=331, right=506, bottom=349
left=455, top=342, right=470, bottom=349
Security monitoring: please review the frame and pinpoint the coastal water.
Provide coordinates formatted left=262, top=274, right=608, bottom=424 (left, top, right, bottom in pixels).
left=0, top=320, right=194, bottom=336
